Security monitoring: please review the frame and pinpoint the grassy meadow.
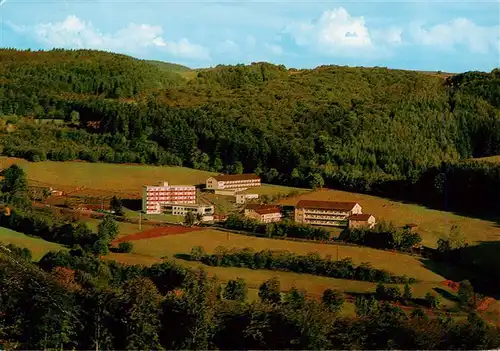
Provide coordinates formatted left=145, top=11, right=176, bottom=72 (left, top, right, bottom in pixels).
left=0, top=157, right=215, bottom=198
left=106, top=229, right=459, bottom=308
left=0, top=227, right=64, bottom=261
left=0, top=157, right=303, bottom=200
left=125, top=229, right=444, bottom=281
left=276, top=189, right=500, bottom=248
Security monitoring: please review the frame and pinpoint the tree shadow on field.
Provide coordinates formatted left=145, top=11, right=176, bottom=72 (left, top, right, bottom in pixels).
left=122, top=198, right=142, bottom=211
left=433, top=287, right=459, bottom=302
left=174, top=253, right=193, bottom=261
left=420, top=241, right=500, bottom=299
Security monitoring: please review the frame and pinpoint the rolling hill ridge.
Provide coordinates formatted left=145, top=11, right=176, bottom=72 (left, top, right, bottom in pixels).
left=1, top=49, right=500, bottom=214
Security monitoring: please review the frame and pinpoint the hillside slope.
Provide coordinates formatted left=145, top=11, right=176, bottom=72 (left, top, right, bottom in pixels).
left=1, top=49, right=500, bottom=213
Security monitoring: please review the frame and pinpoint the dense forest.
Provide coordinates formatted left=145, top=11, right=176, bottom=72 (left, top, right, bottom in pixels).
left=2, top=245, right=500, bottom=350
left=1, top=49, right=500, bottom=214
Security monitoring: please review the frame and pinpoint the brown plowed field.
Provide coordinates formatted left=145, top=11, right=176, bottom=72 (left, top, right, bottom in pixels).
left=114, top=225, right=204, bottom=243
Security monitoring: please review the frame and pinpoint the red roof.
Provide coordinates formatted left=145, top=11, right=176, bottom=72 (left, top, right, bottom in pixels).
left=348, top=214, right=374, bottom=221
left=295, top=200, right=359, bottom=211
left=213, top=173, right=261, bottom=181
left=254, top=207, right=281, bottom=215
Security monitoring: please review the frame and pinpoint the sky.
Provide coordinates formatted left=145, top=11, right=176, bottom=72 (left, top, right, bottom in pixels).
left=1, top=0, right=499, bottom=72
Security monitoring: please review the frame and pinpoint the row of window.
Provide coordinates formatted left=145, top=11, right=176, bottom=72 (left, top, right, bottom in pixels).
left=219, top=179, right=260, bottom=184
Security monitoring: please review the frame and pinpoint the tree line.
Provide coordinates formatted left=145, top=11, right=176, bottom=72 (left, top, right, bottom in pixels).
left=223, top=214, right=331, bottom=240
left=1, top=244, right=499, bottom=350
left=339, top=221, right=422, bottom=252
left=0, top=164, right=128, bottom=255
left=186, top=246, right=417, bottom=284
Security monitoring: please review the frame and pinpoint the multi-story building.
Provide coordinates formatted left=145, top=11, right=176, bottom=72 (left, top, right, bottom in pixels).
left=142, top=181, right=196, bottom=214
left=294, top=200, right=363, bottom=227
left=206, top=174, right=261, bottom=191
left=244, top=204, right=282, bottom=223
left=163, top=203, right=215, bottom=222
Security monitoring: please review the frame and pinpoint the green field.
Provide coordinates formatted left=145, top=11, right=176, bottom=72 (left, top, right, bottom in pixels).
left=106, top=229, right=458, bottom=308
left=127, top=229, right=444, bottom=281
left=0, top=227, right=64, bottom=261
left=0, top=157, right=303, bottom=200
left=277, top=189, right=500, bottom=248
left=123, top=208, right=184, bottom=224
left=84, top=218, right=148, bottom=237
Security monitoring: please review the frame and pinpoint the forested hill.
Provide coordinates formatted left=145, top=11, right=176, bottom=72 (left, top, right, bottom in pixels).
left=1, top=49, right=500, bottom=213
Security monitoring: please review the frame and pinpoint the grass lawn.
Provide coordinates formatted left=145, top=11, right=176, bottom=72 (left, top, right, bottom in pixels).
left=0, top=226, right=64, bottom=261
left=0, top=157, right=306, bottom=201
left=123, top=229, right=444, bottom=282
left=123, top=208, right=184, bottom=223
left=0, top=157, right=215, bottom=198
left=474, top=156, right=500, bottom=163
left=240, top=184, right=309, bottom=197
left=107, top=250, right=456, bottom=308
left=199, top=192, right=236, bottom=215
left=277, top=189, right=500, bottom=248
left=84, top=218, right=148, bottom=237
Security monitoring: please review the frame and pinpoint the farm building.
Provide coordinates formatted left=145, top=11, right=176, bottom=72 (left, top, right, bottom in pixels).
left=142, top=181, right=196, bottom=214
left=206, top=174, right=261, bottom=191
left=163, top=203, right=215, bottom=222
left=244, top=204, right=282, bottom=223
left=348, top=214, right=376, bottom=229
left=295, top=200, right=366, bottom=227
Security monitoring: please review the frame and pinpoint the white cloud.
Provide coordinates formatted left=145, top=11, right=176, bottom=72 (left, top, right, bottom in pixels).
left=265, top=43, right=283, bottom=55
left=410, top=18, right=500, bottom=54
left=285, top=7, right=401, bottom=57
left=215, top=39, right=239, bottom=55
left=11, top=15, right=210, bottom=61
left=372, top=26, right=403, bottom=45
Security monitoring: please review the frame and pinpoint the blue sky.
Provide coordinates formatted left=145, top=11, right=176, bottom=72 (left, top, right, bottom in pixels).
left=1, top=0, right=499, bottom=72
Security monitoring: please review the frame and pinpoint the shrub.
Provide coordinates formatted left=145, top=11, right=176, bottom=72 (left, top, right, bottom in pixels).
left=117, top=241, right=133, bottom=253
left=321, top=289, right=345, bottom=313
left=425, top=292, right=441, bottom=309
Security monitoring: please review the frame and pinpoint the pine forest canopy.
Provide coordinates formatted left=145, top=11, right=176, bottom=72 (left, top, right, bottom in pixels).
left=1, top=48, right=500, bottom=214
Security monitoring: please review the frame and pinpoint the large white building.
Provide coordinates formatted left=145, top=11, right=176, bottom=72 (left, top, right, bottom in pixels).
left=206, top=174, right=261, bottom=192
left=142, top=181, right=196, bottom=214
left=294, top=200, right=364, bottom=227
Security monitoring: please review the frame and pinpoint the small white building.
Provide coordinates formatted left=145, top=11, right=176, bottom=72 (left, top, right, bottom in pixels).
left=244, top=204, right=282, bottom=223
left=236, top=193, right=259, bottom=204
left=163, top=203, right=215, bottom=222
